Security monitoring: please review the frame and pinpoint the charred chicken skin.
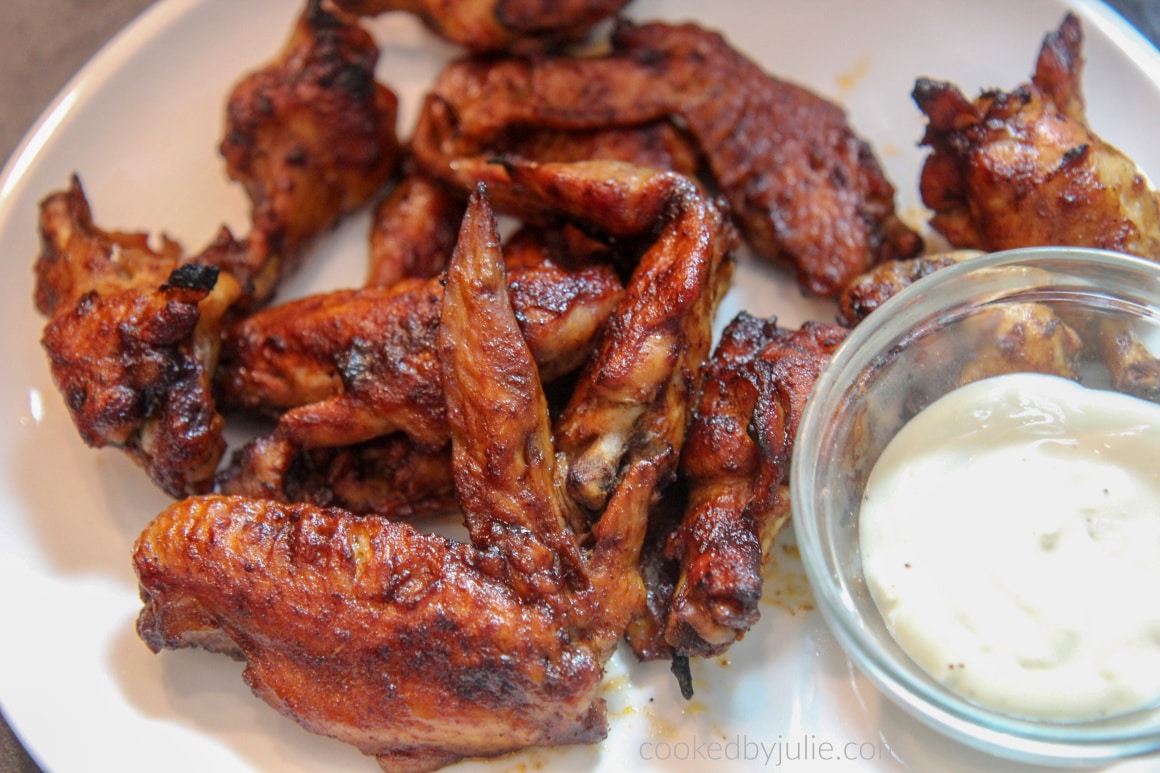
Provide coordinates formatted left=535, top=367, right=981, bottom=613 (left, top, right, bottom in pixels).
left=367, top=121, right=701, bottom=287
left=216, top=254, right=623, bottom=508
left=218, top=258, right=622, bottom=425
left=221, top=0, right=401, bottom=299
left=915, top=13, right=1160, bottom=258
left=135, top=165, right=733, bottom=770
left=329, top=0, right=631, bottom=53
left=412, top=20, right=920, bottom=296
left=34, top=178, right=244, bottom=497
left=366, top=174, right=466, bottom=288
left=660, top=316, right=847, bottom=658
left=218, top=432, right=456, bottom=517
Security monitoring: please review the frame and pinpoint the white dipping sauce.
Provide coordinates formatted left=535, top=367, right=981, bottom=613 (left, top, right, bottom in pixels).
left=859, top=372, right=1160, bottom=721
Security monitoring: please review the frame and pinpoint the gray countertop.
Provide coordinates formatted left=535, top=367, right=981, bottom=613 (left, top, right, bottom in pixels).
left=2, top=1, right=1158, bottom=771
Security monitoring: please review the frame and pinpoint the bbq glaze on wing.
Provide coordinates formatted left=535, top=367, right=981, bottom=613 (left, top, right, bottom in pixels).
left=412, top=20, right=920, bottom=295
left=367, top=175, right=466, bottom=288
left=660, top=316, right=847, bottom=658
left=34, top=178, right=244, bottom=497
left=836, top=250, right=982, bottom=327
left=136, top=166, right=732, bottom=770
left=914, top=13, right=1160, bottom=258
left=367, top=121, right=701, bottom=287
left=220, top=0, right=401, bottom=300
left=215, top=258, right=622, bottom=509
left=134, top=494, right=608, bottom=773
left=216, top=432, right=457, bottom=517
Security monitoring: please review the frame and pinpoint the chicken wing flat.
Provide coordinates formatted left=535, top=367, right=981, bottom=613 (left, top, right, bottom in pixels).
left=220, top=0, right=400, bottom=295
left=329, top=0, right=630, bottom=53
left=34, top=178, right=245, bottom=497
left=661, top=316, right=847, bottom=658
left=914, top=13, right=1160, bottom=258
left=134, top=495, right=607, bottom=773
left=412, top=20, right=920, bottom=295
left=217, top=256, right=623, bottom=448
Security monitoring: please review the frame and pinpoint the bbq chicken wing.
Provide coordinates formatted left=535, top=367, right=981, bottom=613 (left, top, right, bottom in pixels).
left=412, top=20, right=920, bottom=295
left=134, top=494, right=607, bottom=773
left=135, top=169, right=731, bottom=770
left=34, top=177, right=182, bottom=318
left=485, top=161, right=734, bottom=515
left=217, top=252, right=623, bottom=441
left=836, top=249, right=981, bottom=327
left=329, top=0, right=631, bottom=53
left=221, top=0, right=401, bottom=296
left=863, top=14, right=1160, bottom=398
left=914, top=13, right=1160, bottom=258
left=658, top=316, right=847, bottom=659
left=367, top=121, right=701, bottom=287
left=34, top=178, right=245, bottom=497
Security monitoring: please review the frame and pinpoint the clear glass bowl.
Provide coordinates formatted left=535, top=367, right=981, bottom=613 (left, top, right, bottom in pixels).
left=792, top=247, right=1160, bottom=766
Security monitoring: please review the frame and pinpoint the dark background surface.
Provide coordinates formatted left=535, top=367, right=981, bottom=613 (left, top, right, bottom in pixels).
left=2, top=1, right=1158, bottom=771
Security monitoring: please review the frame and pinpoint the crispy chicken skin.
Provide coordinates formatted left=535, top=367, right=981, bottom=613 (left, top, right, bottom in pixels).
left=217, top=255, right=623, bottom=444
left=412, top=20, right=920, bottom=295
left=43, top=267, right=239, bottom=498
left=136, top=171, right=728, bottom=769
left=133, top=495, right=608, bottom=773
left=914, top=13, right=1160, bottom=258
left=438, top=183, right=587, bottom=581
left=220, top=0, right=400, bottom=290
left=218, top=159, right=733, bottom=518
left=493, top=162, right=735, bottom=515
left=329, top=0, right=630, bottom=53
left=661, top=316, right=847, bottom=658
left=34, top=177, right=182, bottom=318
left=367, top=121, right=701, bottom=286
left=35, top=178, right=244, bottom=497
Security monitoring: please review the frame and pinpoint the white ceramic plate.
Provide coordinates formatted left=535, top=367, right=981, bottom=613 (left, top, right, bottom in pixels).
left=2, top=1, right=1159, bottom=771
